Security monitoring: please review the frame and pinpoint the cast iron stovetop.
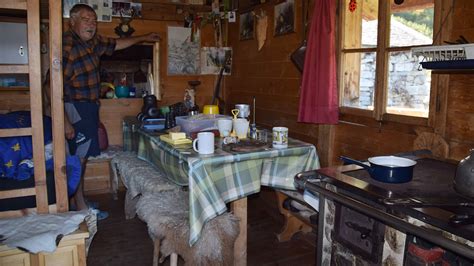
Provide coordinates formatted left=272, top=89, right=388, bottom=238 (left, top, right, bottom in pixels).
left=310, top=158, right=474, bottom=242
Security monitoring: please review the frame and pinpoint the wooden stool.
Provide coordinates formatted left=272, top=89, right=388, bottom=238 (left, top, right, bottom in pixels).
left=136, top=191, right=240, bottom=266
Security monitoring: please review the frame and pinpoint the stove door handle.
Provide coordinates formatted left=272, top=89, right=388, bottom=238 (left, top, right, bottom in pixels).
left=345, top=221, right=372, bottom=240
left=449, top=214, right=474, bottom=227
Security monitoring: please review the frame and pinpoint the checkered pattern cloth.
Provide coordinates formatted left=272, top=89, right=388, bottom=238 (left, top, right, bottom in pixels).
left=123, top=118, right=320, bottom=245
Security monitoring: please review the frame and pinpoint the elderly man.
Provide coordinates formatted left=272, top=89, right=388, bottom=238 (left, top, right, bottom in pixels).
left=63, top=4, right=160, bottom=218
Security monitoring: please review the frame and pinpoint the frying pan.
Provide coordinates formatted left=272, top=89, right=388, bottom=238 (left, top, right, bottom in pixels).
left=340, top=156, right=417, bottom=183
left=290, top=0, right=309, bottom=72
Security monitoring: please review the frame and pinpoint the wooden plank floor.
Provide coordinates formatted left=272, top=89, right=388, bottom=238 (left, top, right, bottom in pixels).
left=86, top=191, right=316, bottom=266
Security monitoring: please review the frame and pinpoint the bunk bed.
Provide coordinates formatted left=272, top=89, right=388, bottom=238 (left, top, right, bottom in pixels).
left=0, top=111, right=81, bottom=212
left=0, top=1, right=89, bottom=265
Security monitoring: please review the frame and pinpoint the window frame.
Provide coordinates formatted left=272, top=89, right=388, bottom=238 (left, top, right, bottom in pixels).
left=337, top=0, right=449, bottom=127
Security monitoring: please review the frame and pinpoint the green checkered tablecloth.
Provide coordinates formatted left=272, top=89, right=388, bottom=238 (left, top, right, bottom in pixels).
left=123, top=118, right=320, bottom=246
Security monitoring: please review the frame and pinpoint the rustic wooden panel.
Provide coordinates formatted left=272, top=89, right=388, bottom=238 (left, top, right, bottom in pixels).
left=99, top=99, right=142, bottom=146
left=83, top=160, right=111, bottom=195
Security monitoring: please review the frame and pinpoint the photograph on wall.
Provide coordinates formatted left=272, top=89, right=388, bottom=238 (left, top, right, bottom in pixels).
left=200, top=47, right=232, bottom=75
left=112, top=1, right=133, bottom=17
left=274, top=0, right=295, bottom=36
left=63, top=0, right=112, bottom=22
left=131, top=2, right=142, bottom=17
left=239, top=12, right=254, bottom=40
left=167, top=26, right=200, bottom=75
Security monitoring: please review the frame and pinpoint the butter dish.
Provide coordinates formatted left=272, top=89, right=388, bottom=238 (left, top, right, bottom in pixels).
left=159, top=134, right=192, bottom=145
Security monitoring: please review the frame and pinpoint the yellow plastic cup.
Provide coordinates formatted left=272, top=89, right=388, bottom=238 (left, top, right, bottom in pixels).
left=203, top=105, right=219, bottom=114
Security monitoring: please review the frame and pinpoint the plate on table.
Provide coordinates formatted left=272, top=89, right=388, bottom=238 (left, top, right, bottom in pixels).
left=223, top=139, right=270, bottom=152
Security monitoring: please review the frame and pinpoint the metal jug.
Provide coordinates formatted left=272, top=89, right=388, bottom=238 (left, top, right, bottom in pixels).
left=454, top=150, right=474, bottom=198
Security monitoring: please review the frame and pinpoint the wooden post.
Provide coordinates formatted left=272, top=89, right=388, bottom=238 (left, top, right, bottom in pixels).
left=231, top=197, right=247, bottom=266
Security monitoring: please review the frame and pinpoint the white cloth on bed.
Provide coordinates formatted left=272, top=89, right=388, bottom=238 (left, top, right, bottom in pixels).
left=0, top=210, right=90, bottom=253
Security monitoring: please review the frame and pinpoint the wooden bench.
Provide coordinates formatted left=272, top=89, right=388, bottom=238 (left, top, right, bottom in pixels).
left=136, top=191, right=240, bottom=266
left=111, top=152, right=240, bottom=265
left=83, top=145, right=123, bottom=195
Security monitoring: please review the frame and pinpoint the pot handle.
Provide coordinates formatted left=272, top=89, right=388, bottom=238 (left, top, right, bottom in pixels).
left=339, top=156, right=372, bottom=171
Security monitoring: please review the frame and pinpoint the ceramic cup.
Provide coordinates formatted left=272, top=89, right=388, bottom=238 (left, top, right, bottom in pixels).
left=272, top=127, right=288, bottom=149
left=193, top=132, right=215, bottom=155
left=233, top=118, right=249, bottom=139
left=217, top=119, right=233, bottom=137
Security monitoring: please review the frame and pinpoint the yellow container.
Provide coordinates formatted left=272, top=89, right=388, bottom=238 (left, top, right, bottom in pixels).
left=203, top=105, right=219, bottom=114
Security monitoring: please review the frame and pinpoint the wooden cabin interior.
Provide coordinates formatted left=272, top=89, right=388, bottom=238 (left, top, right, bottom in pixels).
left=0, top=0, right=473, bottom=265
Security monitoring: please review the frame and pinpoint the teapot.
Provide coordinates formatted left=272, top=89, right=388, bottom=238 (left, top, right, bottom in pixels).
left=454, top=150, right=474, bottom=198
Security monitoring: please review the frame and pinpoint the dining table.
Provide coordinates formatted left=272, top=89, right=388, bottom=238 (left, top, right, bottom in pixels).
left=122, top=117, right=320, bottom=265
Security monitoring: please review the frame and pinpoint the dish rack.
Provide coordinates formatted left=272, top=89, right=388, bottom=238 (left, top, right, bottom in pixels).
left=412, top=43, right=474, bottom=61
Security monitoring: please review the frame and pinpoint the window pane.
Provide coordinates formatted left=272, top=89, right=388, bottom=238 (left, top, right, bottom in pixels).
left=389, top=0, right=434, bottom=47
left=386, top=51, right=431, bottom=117
left=343, top=0, right=378, bottom=49
left=342, top=52, right=375, bottom=110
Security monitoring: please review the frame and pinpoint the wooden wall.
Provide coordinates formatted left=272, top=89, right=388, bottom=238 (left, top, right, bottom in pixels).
left=0, top=3, right=219, bottom=147
left=227, top=0, right=474, bottom=166
left=94, top=18, right=218, bottom=108
left=226, top=0, right=324, bottom=161
left=2, top=1, right=473, bottom=161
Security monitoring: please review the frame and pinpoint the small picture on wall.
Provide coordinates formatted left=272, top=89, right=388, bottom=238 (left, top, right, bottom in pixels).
left=112, top=1, right=132, bottom=17
left=240, top=12, right=255, bottom=40
left=200, top=47, right=232, bottom=75
left=274, top=0, right=295, bottom=36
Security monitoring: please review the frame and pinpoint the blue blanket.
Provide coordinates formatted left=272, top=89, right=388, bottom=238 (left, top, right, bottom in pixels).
left=0, top=111, right=80, bottom=196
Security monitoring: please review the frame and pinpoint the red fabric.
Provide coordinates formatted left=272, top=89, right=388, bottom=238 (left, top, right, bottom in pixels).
left=98, top=121, right=109, bottom=151
left=298, top=0, right=339, bottom=124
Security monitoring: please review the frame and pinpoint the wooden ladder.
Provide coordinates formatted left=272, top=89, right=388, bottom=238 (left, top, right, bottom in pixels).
left=0, top=0, right=68, bottom=217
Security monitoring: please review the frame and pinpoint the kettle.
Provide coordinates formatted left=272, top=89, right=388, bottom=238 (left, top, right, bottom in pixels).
left=454, top=150, right=474, bottom=198
left=137, top=94, right=159, bottom=121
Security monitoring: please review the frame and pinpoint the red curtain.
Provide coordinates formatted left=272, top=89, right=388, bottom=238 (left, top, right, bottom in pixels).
left=297, top=0, right=338, bottom=124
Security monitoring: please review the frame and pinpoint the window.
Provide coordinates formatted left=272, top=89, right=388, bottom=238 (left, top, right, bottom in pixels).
left=339, top=0, right=438, bottom=122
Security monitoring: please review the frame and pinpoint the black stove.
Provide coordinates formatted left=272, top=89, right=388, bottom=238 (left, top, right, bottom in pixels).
left=344, top=158, right=474, bottom=237
left=295, top=157, right=474, bottom=263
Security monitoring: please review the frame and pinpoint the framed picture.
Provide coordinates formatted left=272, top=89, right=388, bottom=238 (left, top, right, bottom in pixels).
left=167, top=27, right=200, bottom=75
left=274, top=0, right=295, bottom=36
left=239, top=12, right=255, bottom=41
left=63, top=0, right=112, bottom=22
left=200, top=47, right=232, bottom=75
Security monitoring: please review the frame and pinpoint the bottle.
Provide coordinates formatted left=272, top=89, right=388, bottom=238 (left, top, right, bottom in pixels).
left=129, top=87, right=136, bottom=98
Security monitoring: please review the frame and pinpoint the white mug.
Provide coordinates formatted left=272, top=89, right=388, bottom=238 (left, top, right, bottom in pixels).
left=193, top=132, right=215, bottom=155
left=272, top=127, right=288, bottom=149
left=233, top=118, right=249, bottom=139
left=217, top=119, right=233, bottom=137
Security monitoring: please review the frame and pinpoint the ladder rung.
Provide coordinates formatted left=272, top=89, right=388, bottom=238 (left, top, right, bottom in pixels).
left=0, top=127, right=32, bottom=137
left=0, top=188, right=36, bottom=200
left=0, top=0, right=27, bottom=10
left=0, top=65, right=29, bottom=74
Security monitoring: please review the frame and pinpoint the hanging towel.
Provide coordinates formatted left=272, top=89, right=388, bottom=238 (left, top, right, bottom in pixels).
left=298, top=0, right=339, bottom=124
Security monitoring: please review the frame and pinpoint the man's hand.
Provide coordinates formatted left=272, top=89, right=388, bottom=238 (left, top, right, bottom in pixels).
left=115, top=32, right=161, bottom=51
left=143, top=32, right=161, bottom=42
left=65, top=118, right=75, bottom=140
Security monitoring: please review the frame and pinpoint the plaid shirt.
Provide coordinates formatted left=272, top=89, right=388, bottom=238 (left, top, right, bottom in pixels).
left=63, top=30, right=116, bottom=102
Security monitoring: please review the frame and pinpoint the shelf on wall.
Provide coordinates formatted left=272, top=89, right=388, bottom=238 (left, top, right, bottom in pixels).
left=412, top=44, right=474, bottom=71
left=0, top=86, right=29, bottom=91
